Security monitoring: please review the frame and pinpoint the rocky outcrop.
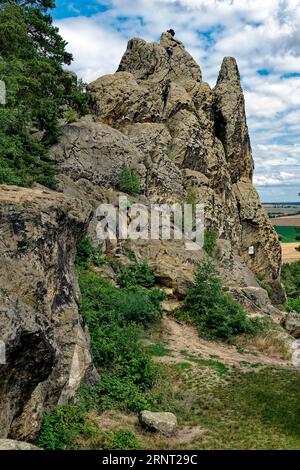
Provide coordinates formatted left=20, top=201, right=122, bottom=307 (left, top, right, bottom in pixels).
left=213, top=57, right=254, bottom=183
left=283, top=312, right=300, bottom=338
left=0, top=186, right=93, bottom=440
left=0, top=439, right=41, bottom=450
left=50, top=32, right=284, bottom=304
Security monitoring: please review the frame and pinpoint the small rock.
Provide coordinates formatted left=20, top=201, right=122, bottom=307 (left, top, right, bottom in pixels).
left=139, top=411, right=177, bottom=436
left=0, top=439, right=41, bottom=450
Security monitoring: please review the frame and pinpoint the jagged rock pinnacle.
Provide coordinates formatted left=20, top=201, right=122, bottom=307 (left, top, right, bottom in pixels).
left=216, top=57, right=241, bottom=84
left=117, top=32, right=202, bottom=83
left=214, top=56, right=254, bottom=183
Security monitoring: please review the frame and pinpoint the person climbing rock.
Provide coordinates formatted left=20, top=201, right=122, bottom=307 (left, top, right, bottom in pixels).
left=167, top=29, right=175, bottom=37
left=165, top=46, right=174, bottom=58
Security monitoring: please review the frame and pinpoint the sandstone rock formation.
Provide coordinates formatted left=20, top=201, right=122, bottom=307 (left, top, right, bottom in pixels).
left=49, top=32, right=284, bottom=305
left=0, top=186, right=94, bottom=440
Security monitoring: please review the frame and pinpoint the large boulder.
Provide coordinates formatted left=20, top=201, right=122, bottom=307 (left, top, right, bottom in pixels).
left=0, top=185, right=94, bottom=440
left=139, top=411, right=178, bottom=436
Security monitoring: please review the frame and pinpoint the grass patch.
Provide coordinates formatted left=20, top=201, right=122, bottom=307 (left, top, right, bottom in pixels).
left=147, top=342, right=172, bottom=357
left=181, top=352, right=229, bottom=376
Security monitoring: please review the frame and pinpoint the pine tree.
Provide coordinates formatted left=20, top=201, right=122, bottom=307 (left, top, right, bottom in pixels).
left=0, top=0, right=89, bottom=187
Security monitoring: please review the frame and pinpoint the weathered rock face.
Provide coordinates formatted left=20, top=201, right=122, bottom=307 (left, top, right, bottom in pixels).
left=0, top=186, right=93, bottom=440
left=50, top=32, right=284, bottom=303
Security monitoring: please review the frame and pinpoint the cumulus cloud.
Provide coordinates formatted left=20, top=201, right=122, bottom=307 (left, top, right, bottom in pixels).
left=55, top=0, right=300, bottom=201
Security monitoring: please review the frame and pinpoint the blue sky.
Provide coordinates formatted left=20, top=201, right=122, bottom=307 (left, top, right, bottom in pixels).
left=53, top=0, right=300, bottom=202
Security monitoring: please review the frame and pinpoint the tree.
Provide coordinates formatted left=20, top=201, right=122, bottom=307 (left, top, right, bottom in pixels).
left=0, top=0, right=89, bottom=187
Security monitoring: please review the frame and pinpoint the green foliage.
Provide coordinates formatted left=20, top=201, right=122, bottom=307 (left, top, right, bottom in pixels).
left=185, top=259, right=259, bottom=340
left=109, top=429, right=141, bottom=450
left=63, top=108, right=79, bottom=123
left=285, top=298, right=300, bottom=314
left=203, top=227, right=219, bottom=256
left=0, top=1, right=89, bottom=188
left=37, top=404, right=88, bottom=450
left=186, top=259, right=222, bottom=310
left=78, top=271, right=163, bottom=410
left=75, top=236, right=104, bottom=270
left=118, top=167, right=141, bottom=194
left=117, top=262, right=155, bottom=288
left=81, top=374, right=152, bottom=413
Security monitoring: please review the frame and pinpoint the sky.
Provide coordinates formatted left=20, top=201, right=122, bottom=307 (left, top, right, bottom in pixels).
left=53, top=0, right=300, bottom=202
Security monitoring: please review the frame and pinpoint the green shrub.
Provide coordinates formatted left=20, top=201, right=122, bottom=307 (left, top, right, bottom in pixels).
left=37, top=404, right=88, bottom=450
left=75, top=236, right=95, bottom=269
left=285, top=298, right=300, bottom=314
left=109, top=429, right=141, bottom=450
left=203, top=227, right=219, bottom=256
left=78, top=271, right=163, bottom=409
left=117, top=262, right=155, bottom=288
left=197, top=294, right=259, bottom=340
left=75, top=236, right=104, bottom=270
left=118, top=167, right=141, bottom=194
left=85, top=374, right=152, bottom=413
left=185, top=259, right=259, bottom=340
left=63, top=108, right=79, bottom=123
left=186, top=259, right=222, bottom=312
left=281, top=261, right=300, bottom=298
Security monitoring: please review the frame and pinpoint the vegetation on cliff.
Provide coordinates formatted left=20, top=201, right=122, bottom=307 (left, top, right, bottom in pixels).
left=175, top=259, right=260, bottom=340
left=0, top=0, right=88, bottom=187
left=282, top=260, right=300, bottom=313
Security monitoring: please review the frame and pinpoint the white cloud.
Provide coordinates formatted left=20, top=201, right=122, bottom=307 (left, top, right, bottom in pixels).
left=55, top=0, right=300, bottom=201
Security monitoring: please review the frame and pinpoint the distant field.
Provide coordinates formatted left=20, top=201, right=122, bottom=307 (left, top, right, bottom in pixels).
left=281, top=243, right=300, bottom=264
left=272, top=215, right=300, bottom=226
left=275, top=226, right=300, bottom=243
left=263, top=203, right=300, bottom=219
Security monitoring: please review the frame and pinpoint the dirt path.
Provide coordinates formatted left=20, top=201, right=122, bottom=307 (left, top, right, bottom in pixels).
left=154, top=316, right=291, bottom=369
left=281, top=243, right=300, bottom=264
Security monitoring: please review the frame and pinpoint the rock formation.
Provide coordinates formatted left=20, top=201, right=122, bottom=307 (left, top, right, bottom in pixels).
left=50, top=31, right=284, bottom=304
left=0, top=186, right=94, bottom=440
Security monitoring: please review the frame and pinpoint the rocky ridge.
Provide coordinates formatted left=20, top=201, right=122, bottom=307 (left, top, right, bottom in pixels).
left=0, top=31, right=287, bottom=441
left=50, top=31, right=284, bottom=305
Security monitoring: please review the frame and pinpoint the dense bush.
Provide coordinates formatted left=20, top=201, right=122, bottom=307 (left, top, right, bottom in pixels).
left=185, top=260, right=259, bottom=340
left=203, top=227, right=219, bottom=256
left=79, top=271, right=163, bottom=389
left=75, top=236, right=104, bottom=270
left=281, top=260, right=300, bottom=299
left=109, top=429, right=141, bottom=450
left=37, top=404, right=90, bottom=450
left=118, top=167, right=141, bottom=194
left=0, top=1, right=89, bottom=188
left=285, top=298, right=300, bottom=314
left=117, top=262, right=155, bottom=288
